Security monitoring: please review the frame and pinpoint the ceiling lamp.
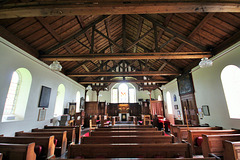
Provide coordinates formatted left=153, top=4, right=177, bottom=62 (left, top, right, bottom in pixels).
left=86, top=85, right=92, bottom=90
left=49, top=60, right=62, bottom=71
left=199, top=57, right=213, bottom=68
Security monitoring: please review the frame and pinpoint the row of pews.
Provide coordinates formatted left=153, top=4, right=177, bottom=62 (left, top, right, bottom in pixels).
left=171, top=124, right=240, bottom=160
left=51, top=124, right=219, bottom=160
left=0, top=125, right=81, bottom=160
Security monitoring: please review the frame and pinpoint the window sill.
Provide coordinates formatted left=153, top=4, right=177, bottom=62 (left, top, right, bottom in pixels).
left=1, top=115, right=23, bottom=122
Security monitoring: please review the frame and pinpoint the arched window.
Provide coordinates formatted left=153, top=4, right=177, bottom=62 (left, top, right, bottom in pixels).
left=221, top=65, right=240, bottom=119
left=86, top=95, right=90, bottom=102
left=111, top=83, right=136, bottom=103
left=54, top=84, right=65, bottom=117
left=119, top=83, right=128, bottom=103
left=2, top=68, right=32, bottom=122
left=166, top=91, right=173, bottom=114
left=76, top=91, right=81, bottom=112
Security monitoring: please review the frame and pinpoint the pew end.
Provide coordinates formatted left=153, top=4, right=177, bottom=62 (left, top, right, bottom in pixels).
left=223, top=140, right=240, bottom=160
left=0, top=142, right=36, bottom=160
left=0, top=153, right=2, bottom=160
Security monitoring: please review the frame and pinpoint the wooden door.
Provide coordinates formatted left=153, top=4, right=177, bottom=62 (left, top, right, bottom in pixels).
left=180, top=93, right=199, bottom=125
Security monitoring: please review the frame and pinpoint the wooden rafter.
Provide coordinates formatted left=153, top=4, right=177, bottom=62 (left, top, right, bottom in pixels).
left=79, top=80, right=169, bottom=84
left=133, top=17, right=144, bottom=53
left=122, top=15, right=126, bottom=52
left=126, top=28, right=153, bottom=50
left=95, top=29, right=123, bottom=50
left=65, top=61, right=89, bottom=73
left=68, top=71, right=180, bottom=77
left=140, top=14, right=207, bottom=51
left=90, top=25, right=95, bottom=54
left=76, top=16, right=95, bottom=51
left=1, top=1, right=240, bottom=19
left=104, top=19, right=113, bottom=53
left=40, top=52, right=211, bottom=61
left=0, top=25, right=39, bottom=57
left=44, top=15, right=109, bottom=54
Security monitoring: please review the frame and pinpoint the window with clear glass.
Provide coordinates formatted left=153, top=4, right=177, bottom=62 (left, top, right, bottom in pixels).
left=2, top=68, right=32, bottom=122
left=221, top=65, right=240, bottom=119
left=119, top=83, right=128, bottom=103
left=54, top=84, right=65, bottom=117
left=166, top=91, right=173, bottom=114
left=3, top=71, right=20, bottom=115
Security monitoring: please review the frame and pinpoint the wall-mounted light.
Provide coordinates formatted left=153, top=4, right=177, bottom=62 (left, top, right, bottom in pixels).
left=199, top=57, right=213, bottom=68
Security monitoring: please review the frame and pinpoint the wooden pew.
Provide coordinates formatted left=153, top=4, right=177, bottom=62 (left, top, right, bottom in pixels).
left=107, top=125, right=154, bottom=128
left=223, top=140, right=240, bottom=160
left=53, top=158, right=219, bottom=160
left=202, top=134, right=240, bottom=158
left=188, top=130, right=240, bottom=155
left=44, top=125, right=81, bottom=144
left=82, top=135, right=174, bottom=144
left=15, top=131, right=67, bottom=157
left=94, top=127, right=158, bottom=131
left=0, top=153, right=2, bottom=160
left=0, top=136, right=55, bottom=160
left=32, top=128, right=75, bottom=145
left=68, top=143, right=192, bottom=158
left=0, top=142, right=36, bottom=160
left=177, top=127, right=222, bottom=142
left=90, top=130, right=165, bottom=136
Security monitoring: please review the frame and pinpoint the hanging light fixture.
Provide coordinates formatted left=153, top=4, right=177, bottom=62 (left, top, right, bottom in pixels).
left=86, top=85, right=92, bottom=90
left=49, top=60, right=62, bottom=71
left=199, top=57, right=213, bottom=68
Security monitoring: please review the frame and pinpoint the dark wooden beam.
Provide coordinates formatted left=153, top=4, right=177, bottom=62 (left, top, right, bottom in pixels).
left=134, top=17, right=144, bottom=53
left=152, top=14, right=173, bottom=51
left=0, top=25, right=39, bottom=57
left=122, top=15, right=126, bottom=52
left=79, top=79, right=169, bottom=84
left=126, top=28, right=153, bottom=50
left=68, top=71, right=180, bottom=77
left=159, top=36, right=175, bottom=50
left=153, top=23, right=159, bottom=52
left=140, top=14, right=207, bottom=51
left=76, top=15, right=94, bottom=51
left=45, top=15, right=109, bottom=54
left=40, top=52, right=211, bottom=61
left=37, top=17, right=75, bottom=55
left=104, top=19, right=113, bottom=53
left=90, top=25, right=95, bottom=54
left=95, top=29, right=123, bottom=50
left=213, top=30, right=240, bottom=55
left=1, top=1, right=240, bottom=19
left=65, top=60, right=89, bottom=73
left=176, top=13, right=215, bottom=52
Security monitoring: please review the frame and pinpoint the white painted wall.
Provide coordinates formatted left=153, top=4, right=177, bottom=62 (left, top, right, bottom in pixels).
left=88, top=82, right=158, bottom=103
left=0, top=38, right=85, bottom=136
left=161, top=79, right=183, bottom=124
left=192, top=41, right=240, bottom=129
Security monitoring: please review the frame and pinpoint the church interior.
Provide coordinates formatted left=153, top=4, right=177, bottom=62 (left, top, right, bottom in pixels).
left=0, top=0, right=240, bottom=160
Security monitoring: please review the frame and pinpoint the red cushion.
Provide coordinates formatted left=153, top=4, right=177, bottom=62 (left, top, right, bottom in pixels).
left=137, top=156, right=145, bottom=158
left=196, top=136, right=203, bottom=147
left=54, top=138, right=58, bottom=147
left=34, top=145, right=42, bottom=157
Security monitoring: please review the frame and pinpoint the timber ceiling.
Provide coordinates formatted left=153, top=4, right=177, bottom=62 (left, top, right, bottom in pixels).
left=1, top=1, right=240, bottom=89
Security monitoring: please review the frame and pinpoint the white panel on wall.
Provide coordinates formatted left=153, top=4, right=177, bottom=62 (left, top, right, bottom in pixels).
left=0, top=38, right=85, bottom=136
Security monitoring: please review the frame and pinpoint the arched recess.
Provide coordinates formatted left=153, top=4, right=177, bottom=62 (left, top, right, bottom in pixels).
left=76, top=91, right=80, bottom=112
left=111, top=83, right=136, bottom=103
left=221, top=65, right=240, bottom=119
left=54, top=84, right=65, bottom=117
left=2, top=68, right=32, bottom=122
left=166, top=91, right=173, bottom=114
